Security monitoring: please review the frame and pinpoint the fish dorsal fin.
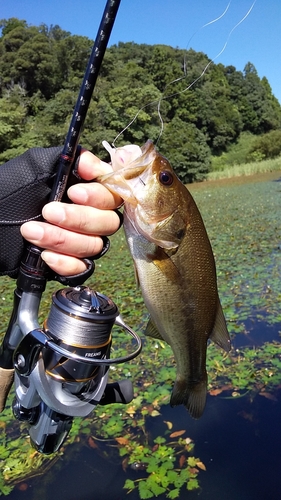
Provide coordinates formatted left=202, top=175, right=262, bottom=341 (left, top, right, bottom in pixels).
left=210, top=300, right=231, bottom=352
left=144, top=318, right=166, bottom=342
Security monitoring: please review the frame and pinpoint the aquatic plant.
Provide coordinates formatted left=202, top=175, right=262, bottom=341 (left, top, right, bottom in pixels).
left=0, top=171, right=280, bottom=497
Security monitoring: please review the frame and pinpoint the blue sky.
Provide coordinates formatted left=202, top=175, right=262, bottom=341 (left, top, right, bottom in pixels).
left=1, top=0, right=281, bottom=103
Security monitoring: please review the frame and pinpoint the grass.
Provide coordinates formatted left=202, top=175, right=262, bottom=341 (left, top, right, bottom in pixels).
left=207, top=155, right=281, bottom=181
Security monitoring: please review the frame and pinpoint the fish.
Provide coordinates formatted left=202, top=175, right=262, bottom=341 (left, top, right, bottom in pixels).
left=99, top=140, right=230, bottom=419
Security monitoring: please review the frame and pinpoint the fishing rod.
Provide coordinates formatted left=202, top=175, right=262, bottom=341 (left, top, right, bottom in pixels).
left=0, top=0, right=142, bottom=455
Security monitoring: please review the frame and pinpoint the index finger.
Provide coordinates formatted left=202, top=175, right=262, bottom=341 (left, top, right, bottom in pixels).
left=77, top=149, right=113, bottom=180
left=70, top=149, right=122, bottom=208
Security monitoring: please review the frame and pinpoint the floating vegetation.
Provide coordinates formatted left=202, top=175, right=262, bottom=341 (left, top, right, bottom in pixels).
left=122, top=434, right=203, bottom=499
left=0, top=171, right=280, bottom=497
left=0, top=393, right=60, bottom=495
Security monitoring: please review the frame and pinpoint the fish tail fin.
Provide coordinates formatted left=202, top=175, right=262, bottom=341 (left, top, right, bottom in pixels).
left=170, top=374, right=207, bottom=419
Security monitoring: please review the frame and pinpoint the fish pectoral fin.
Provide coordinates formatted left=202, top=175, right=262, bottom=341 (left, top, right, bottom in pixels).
left=210, top=300, right=231, bottom=352
left=152, top=212, right=186, bottom=249
left=149, top=246, right=181, bottom=282
left=144, top=318, right=167, bottom=342
left=133, top=262, right=140, bottom=288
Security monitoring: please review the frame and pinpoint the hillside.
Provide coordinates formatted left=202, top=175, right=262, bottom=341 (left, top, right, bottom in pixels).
left=1, top=17, right=281, bottom=181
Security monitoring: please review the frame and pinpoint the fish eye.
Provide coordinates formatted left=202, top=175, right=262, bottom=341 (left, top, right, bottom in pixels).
left=159, top=170, right=174, bottom=186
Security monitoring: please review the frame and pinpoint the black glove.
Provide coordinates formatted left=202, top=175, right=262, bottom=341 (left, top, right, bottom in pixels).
left=0, top=147, right=70, bottom=278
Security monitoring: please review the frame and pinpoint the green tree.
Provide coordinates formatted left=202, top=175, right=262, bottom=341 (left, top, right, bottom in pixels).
left=146, top=45, right=184, bottom=93
left=0, top=84, right=28, bottom=156
left=160, top=116, right=211, bottom=183
left=1, top=18, right=281, bottom=175
left=247, top=129, right=281, bottom=161
left=0, top=19, right=93, bottom=99
left=260, top=76, right=281, bottom=130
left=195, top=65, right=242, bottom=154
left=0, top=18, right=27, bottom=37
left=82, top=82, right=162, bottom=157
left=224, top=63, right=281, bottom=134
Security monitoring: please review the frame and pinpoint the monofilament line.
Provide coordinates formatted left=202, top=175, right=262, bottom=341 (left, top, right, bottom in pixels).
left=112, top=1, right=257, bottom=148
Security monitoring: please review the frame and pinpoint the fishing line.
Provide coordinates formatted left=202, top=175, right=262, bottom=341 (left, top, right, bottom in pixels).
left=156, top=1, right=232, bottom=141
left=112, top=0, right=256, bottom=148
left=183, top=1, right=232, bottom=65
left=113, top=3, right=232, bottom=146
left=155, top=0, right=257, bottom=144
left=112, top=2, right=232, bottom=146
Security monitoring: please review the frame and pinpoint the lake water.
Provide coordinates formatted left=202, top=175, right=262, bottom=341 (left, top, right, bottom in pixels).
left=2, top=170, right=281, bottom=500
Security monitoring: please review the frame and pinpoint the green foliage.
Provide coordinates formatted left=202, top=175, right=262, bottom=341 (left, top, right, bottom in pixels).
left=242, top=63, right=281, bottom=133
left=121, top=434, right=201, bottom=498
left=195, top=64, right=243, bottom=154
left=225, top=63, right=281, bottom=135
left=0, top=392, right=59, bottom=495
left=160, top=117, right=211, bottom=182
left=0, top=19, right=281, bottom=180
left=208, top=155, right=281, bottom=181
left=211, top=127, right=281, bottom=176
left=211, top=131, right=258, bottom=168
left=0, top=85, right=28, bottom=153
left=247, top=129, right=281, bottom=161
left=145, top=45, right=183, bottom=93
left=0, top=18, right=27, bottom=37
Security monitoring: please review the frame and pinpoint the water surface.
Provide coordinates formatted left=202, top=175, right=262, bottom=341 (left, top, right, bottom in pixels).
left=2, top=170, right=281, bottom=500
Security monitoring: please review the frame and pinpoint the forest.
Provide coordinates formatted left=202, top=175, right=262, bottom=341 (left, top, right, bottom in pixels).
left=0, top=17, right=281, bottom=182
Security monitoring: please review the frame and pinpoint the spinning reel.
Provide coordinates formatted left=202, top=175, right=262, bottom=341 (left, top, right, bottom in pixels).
left=8, top=277, right=141, bottom=454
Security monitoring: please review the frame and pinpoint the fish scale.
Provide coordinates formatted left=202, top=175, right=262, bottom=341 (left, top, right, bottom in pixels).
left=99, top=140, right=230, bottom=419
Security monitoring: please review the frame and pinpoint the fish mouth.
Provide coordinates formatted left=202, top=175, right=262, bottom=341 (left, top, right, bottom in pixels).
left=99, top=163, right=151, bottom=205
left=97, top=140, right=156, bottom=205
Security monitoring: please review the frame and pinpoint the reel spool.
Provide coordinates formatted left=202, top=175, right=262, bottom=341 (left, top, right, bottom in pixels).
left=43, top=287, right=118, bottom=391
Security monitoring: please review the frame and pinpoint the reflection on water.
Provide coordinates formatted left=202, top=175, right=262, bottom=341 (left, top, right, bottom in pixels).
left=6, top=318, right=281, bottom=500
left=148, top=392, right=281, bottom=500
left=233, top=314, right=280, bottom=349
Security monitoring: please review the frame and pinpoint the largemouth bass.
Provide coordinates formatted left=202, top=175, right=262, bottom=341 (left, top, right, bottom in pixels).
left=99, top=140, right=230, bottom=419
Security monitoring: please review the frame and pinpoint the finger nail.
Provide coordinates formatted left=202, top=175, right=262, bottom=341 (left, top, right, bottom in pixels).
left=21, top=222, right=44, bottom=241
left=68, top=185, right=88, bottom=203
left=114, top=209, right=124, bottom=228
left=43, top=203, right=66, bottom=224
left=93, top=236, right=110, bottom=260
left=41, top=251, right=58, bottom=266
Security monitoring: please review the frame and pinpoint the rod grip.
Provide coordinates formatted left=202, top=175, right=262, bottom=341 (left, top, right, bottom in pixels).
left=0, top=367, right=14, bottom=412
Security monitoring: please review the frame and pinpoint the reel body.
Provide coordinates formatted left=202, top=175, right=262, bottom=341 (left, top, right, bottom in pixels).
left=11, top=285, right=141, bottom=454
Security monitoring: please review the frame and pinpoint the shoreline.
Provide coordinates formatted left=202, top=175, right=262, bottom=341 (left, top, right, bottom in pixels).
left=189, top=168, right=281, bottom=192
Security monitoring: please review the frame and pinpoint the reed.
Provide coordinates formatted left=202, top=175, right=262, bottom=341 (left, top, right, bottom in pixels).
left=207, top=156, right=281, bottom=181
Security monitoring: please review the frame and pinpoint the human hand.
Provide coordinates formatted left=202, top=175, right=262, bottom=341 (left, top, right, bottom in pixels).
left=20, top=149, right=123, bottom=277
